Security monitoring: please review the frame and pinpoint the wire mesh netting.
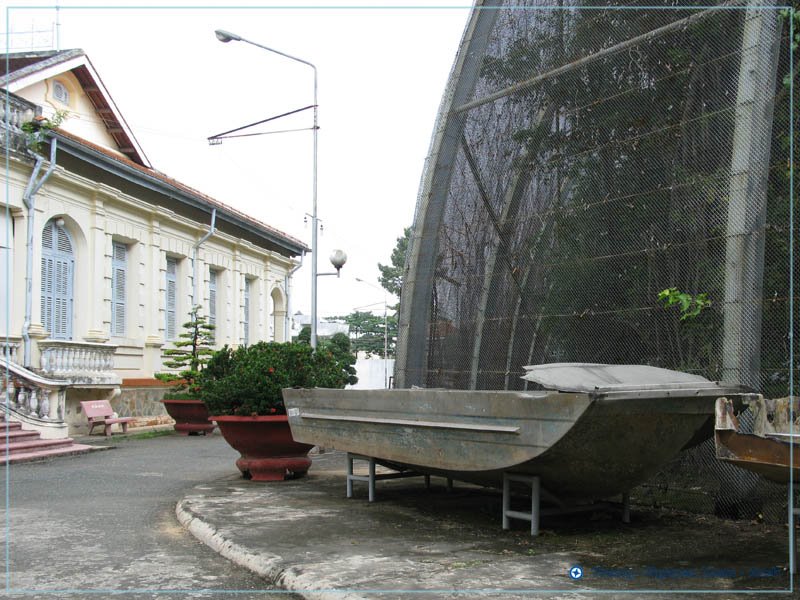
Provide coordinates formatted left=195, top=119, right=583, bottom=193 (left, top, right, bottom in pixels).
left=397, top=0, right=796, bottom=520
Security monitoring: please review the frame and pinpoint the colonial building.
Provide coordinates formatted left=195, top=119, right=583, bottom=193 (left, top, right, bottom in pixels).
left=1, top=49, right=308, bottom=440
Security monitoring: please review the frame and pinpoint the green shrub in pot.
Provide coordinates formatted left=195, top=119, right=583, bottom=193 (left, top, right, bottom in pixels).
left=199, top=341, right=355, bottom=416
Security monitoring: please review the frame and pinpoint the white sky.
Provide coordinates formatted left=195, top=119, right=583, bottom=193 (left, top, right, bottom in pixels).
left=3, top=0, right=472, bottom=318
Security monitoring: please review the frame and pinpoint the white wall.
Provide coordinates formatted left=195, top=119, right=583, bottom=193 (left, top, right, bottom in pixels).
left=0, top=211, right=12, bottom=335
left=348, top=358, right=395, bottom=390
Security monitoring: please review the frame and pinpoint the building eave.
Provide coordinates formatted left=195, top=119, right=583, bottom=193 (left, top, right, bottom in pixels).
left=52, top=131, right=308, bottom=258
left=3, top=49, right=151, bottom=167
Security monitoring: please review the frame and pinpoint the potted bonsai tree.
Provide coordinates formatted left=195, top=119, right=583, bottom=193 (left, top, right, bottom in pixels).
left=155, top=306, right=216, bottom=435
left=199, top=340, right=354, bottom=481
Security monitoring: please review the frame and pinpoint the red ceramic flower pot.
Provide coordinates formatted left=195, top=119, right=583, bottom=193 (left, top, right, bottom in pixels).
left=212, top=415, right=313, bottom=481
left=161, top=399, right=216, bottom=435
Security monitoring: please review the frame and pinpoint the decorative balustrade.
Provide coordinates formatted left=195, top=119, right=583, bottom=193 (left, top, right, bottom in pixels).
left=1, top=360, right=66, bottom=423
left=0, top=92, right=40, bottom=153
left=38, top=340, right=121, bottom=386
left=1, top=337, right=21, bottom=365
left=0, top=340, right=120, bottom=439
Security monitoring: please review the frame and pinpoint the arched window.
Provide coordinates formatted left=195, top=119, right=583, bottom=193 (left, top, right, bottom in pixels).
left=41, top=218, right=74, bottom=339
left=271, top=287, right=286, bottom=342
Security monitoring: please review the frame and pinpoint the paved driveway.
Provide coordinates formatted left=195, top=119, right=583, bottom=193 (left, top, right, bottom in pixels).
left=3, top=431, right=300, bottom=599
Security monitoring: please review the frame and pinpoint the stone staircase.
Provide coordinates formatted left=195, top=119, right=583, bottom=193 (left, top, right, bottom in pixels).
left=0, top=417, right=95, bottom=465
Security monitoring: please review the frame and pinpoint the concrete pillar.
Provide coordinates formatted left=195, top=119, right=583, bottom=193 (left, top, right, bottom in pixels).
left=723, top=7, right=782, bottom=389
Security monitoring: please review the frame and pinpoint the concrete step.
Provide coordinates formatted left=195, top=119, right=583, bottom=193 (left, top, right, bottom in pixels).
left=2, top=443, right=97, bottom=465
left=0, top=417, right=101, bottom=465
left=3, top=437, right=78, bottom=455
left=1, top=429, right=41, bottom=442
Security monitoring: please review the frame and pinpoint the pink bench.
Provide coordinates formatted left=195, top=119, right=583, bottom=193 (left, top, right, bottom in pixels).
left=80, top=400, right=135, bottom=436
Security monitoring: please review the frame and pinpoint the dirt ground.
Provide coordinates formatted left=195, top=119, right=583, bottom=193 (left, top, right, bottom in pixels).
left=374, top=475, right=794, bottom=593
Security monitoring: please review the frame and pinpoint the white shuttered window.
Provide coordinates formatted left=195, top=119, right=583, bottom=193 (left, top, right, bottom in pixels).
left=166, top=257, right=177, bottom=340
left=243, top=278, right=251, bottom=346
left=40, top=219, right=74, bottom=340
left=111, top=242, right=127, bottom=336
left=208, top=269, right=218, bottom=342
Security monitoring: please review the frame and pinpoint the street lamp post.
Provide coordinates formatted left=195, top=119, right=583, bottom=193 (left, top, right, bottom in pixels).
left=214, top=29, right=324, bottom=349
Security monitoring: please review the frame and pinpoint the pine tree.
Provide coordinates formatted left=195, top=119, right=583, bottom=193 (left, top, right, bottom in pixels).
left=156, top=306, right=216, bottom=397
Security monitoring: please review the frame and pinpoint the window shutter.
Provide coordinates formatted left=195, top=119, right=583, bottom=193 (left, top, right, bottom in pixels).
left=40, top=220, right=73, bottom=339
left=111, top=242, right=127, bottom=336
left=40, top=256, right=53, bottom=326
left=53, top=260, right=72, bottom=338
left=208, top=269, right=218, bottom=343
left=209, top=270, right=217, bottom=326
left=166, top=257, right=177, bottom=340
left=56, top=227, right=72, bottom=254
left=243, top=278, right=251, bottom=346
left=42, top=223, right=53, bottom=249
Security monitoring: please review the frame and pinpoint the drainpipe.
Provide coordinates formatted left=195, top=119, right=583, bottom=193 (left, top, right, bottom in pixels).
left=284, top=252, right=305, bottom=342
left=22, top=138, right=58, bottom=368
left=192, top=209, right=217, bottom=311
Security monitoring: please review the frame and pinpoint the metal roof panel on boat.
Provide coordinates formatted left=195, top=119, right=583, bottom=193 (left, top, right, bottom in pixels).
left=521, top=363, right=734, bottom=394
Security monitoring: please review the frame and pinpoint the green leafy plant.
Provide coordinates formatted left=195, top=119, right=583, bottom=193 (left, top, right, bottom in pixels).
left=378, top=226, right=410, bottom=298
left=155, top=306, right=215, bottom=399
left=321, top=332, right=359, bottom=386
left=21, top=110, right=69, bottom=153
left=657, top=288, right=711, bottom=321
left=199, top=341, right=353, bottom=416
left=296, top=324, right=311, bottom=344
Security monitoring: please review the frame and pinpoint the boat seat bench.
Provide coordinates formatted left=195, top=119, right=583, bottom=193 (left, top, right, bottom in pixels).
left=80, top=400, right=135, bottom=436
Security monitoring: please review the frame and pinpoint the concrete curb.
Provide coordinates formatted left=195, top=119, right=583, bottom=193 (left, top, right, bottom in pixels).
left=176, top=497, right=369, bottom=600
left=172, top=459, right=789, bottom=600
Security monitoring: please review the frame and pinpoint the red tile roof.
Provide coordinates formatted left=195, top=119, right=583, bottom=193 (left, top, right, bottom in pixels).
left=53, top=128, right=308, bottom=254
left=4, top=49, right=308, bottom=256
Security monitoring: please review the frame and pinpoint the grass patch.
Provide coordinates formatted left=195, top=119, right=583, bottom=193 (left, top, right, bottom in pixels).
left=122, top=429, right=175, bottom=441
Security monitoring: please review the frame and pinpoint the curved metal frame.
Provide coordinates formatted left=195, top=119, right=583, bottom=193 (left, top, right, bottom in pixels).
left=396, top=1, right=501, bottom=388
left=397, top=2, right=784, bottom=394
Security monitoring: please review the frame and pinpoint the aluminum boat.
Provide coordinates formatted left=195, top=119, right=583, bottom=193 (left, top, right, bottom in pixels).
left=284, top=363, right=753, bottom=499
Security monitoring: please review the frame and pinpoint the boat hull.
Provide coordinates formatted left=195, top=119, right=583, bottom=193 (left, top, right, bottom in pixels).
left=284, top=387, right=750, bottom=499
left=714, top=396, right=799, bottom=484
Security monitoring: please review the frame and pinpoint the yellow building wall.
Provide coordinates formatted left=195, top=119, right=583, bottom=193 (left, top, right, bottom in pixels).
left=2, top=152, right=298, bottom=380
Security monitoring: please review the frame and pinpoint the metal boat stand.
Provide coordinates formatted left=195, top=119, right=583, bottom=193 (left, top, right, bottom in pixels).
left=502, top=472, right=631, bottom=536
left=346, top=453, right=453, bottom=502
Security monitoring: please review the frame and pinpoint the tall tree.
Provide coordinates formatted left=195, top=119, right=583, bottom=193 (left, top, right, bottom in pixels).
left=378, top=227, right=410, bottom=298
left=329, top=311, right=398, bottom=358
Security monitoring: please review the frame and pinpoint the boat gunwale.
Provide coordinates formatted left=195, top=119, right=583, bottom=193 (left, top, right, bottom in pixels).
left=296, top=411, right=522, bottom=434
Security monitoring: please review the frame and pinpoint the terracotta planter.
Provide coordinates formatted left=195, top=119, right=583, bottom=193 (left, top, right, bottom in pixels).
left=161, top=399, right=216, bottom=435
left=212, top=415, right=313, bottom=481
